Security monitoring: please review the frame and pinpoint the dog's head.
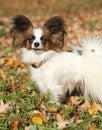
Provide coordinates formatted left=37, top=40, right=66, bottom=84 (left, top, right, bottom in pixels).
left=10, top=15, right=43, bottom=54
left=10, top=15, right=68, bottom=53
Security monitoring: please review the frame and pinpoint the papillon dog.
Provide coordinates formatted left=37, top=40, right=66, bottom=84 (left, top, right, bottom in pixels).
left=10, top=15, right=102, bottom=105
left=10, top=15, right=69, bottom=103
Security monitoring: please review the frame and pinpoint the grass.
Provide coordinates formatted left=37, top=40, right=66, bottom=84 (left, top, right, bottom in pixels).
left=0, top=27, right=7, bottom=37
left=0, top=67, right=102, bottom=129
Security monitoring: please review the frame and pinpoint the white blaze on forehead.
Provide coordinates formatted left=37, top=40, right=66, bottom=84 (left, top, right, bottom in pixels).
left=33, top=28, right=43, bottom=40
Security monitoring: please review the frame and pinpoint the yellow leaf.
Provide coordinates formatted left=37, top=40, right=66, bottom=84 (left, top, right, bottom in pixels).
left=48, top=107, right=57, bottom=112
left=30, top=111, right=47, bottom=125
left=88, top=103, right=99, bottom=115
left=31, top=115, right=42, bottom=125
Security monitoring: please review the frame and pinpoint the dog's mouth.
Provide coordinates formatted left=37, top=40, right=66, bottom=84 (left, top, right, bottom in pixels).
left=32, top=48, right=43, bottom=51
left=31, top=48, right=44, bottom=54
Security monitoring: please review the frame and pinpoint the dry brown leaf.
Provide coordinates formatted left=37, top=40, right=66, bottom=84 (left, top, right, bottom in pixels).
left=0, top=69, right=5, bottom=76
left=19, top=84, right=27, bottom=91
left=39, top=112, right=48, bottom=124
left=7, top=57, right=14, bottom=66
left=13, top=58, right=21, bottom=69
left=0, top=69, right=7, bottom=81
left=88, top=124, right=96, bottom=130
left=56, top=113, right=63, bottom=122
left=76, top=119, right=83, bottom=123
left=22, top=76, right=30, bottom=83
left=11, top=120, right=19, bottom=130
left=0, top=113, right=5, bottom=118
left=57, top=120, right=69, bottom=129
left=11, top=80, right=15, bottom=87
left=25, top=126, right=29, bottom=130
left=0, top=99, right=10, bottom=113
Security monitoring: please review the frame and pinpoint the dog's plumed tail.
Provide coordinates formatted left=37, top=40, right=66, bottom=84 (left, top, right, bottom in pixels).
left=80, top=37, right=102, bottom=103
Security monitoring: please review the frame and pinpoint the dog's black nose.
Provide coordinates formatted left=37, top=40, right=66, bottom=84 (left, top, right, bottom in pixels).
left=34, top=42, right=39, bottom=47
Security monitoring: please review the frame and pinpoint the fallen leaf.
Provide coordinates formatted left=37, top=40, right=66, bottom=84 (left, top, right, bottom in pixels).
left=13, top=58, right=21, bottom=69
left=88, top=103, right=99, bottom=115
left=31, top=115, right=42, bottom=125
left=39, top=112, right=48, bottom=124
left=19, top=84, right=27, bottom=91
left=0, top=113, right=5, bottom=118
left=0, top=69, right=7, bottom=81
left=88, top=124, right=96, bottom=130
left=30, top=114, right=43, bottom=125
left=0, top=69, right=5, bottom=76
left=0, top=99, right=10, bottom=113
left=25, top=126, right=29, bottom=130
left=30, top=110, right=47, bottom=125
left=48, top=107, right=57, bottom=112
left=11, top=80, right=15, bottom=87
left=56, top=113, right=63, bottom=122
left=11, top=120, right=19, bottom=130
left=22, top=76, right=30, bottom=83
left=7, top=57, right=14, bottom=66
left=57, top=120, right=69, bottom=129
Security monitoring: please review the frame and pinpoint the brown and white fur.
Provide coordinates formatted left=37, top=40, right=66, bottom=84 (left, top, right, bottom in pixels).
left=10, top=15, right=102, bottom=105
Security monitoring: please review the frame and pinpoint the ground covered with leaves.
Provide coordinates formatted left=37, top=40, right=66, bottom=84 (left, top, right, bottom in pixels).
left=1, top=0, right=102, bottom=130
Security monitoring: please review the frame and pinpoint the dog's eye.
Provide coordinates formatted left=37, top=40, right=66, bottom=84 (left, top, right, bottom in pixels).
left=28, top=35, right=35, bottom=43
left=41, top=36, right=48, bottom=43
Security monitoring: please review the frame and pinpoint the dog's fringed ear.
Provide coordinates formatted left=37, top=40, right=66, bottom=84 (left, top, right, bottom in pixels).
left=10, top=15, right=33, bottom=50
left=43, top=16, right=68, bottom=52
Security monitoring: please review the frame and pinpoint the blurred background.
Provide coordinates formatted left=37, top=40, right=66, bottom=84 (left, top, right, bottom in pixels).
left=0, top=0, right=102, bottom=41
left=0, top=0, right=102, bottom=43
left=0, top=0, right=102, bottom=17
